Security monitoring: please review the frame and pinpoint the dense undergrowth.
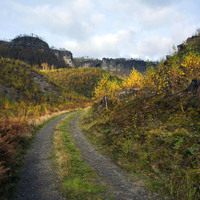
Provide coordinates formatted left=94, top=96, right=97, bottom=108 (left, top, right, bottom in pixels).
left=0, top=111, right=69, bottom=200
left=0, top=118, right=30, bottom=199
left=81, top=37, right=200, bottom=200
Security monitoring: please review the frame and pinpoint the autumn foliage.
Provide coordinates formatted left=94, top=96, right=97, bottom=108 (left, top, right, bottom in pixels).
left=0, top=118, right=29, bottom=192
left=41, top=67, right=110, bottom=98
left=89, top=47, right=200, bottom=200
left=1, top=34, right=200, bottom=199
left=94, top=49, right=200, bottom=109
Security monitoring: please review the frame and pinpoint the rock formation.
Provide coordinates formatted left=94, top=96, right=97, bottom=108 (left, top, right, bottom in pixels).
left=101, top=58, right=153, bottom=75
left=0, top=34, right=157, bottom=75
left=74, top=57, right=102, bottom=68
left=0, top=35, right=74, bottom=68
left=53, top=49, right=74, bottom=67
left=75, top=57, right=157, bottom=75
left=9, top=35, right=50, bottom=49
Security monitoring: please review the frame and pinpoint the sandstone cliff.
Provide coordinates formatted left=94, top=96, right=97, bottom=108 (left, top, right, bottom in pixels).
left=101, top=58, right=152, bottom=76
left=75, top=57, right=157, bottom=75
left=0, top=35, right=74, bottom=68
left=0, top=34, right=157, bottom=75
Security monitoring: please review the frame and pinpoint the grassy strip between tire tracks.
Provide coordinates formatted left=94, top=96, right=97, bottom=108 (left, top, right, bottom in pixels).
left=53, top=111, right=106, bottom=200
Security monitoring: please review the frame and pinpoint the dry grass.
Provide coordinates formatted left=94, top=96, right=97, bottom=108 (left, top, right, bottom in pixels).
left=53, top=118, right=71, bottom=179
left=0, top=118, right=29, bottom=185
left=0, top=109, right=75, bottom=199
left=0, top=110, right=71, bottom=180
left=28, top=110, right=71, bottom=126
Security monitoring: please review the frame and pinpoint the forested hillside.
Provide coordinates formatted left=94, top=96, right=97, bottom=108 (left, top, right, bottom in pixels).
left=1, top=34, right=200, bottom=200
left=0, top=35, right=74, bottom=68
left=81, top=35, right=200, bottom=200
left=41, top=67, right=122, bottom=98
left=0, top=58, right=89, bottom=119
left=0, top=58, right=114, bottom=199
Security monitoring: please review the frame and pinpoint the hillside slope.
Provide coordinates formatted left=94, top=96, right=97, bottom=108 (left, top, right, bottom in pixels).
left=0, top=58, right=61, bottom=101
left=41, top=67, right=122, bottom=99
left=81, top=35, right=200, bottom=200
left=0, top=57, right=113, bottom=199
left=0, top=35, right=156, bottom=76
left=0, top=58, right=92, bottom=119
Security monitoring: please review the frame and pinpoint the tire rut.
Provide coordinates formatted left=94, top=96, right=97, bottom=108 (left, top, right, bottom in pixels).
left=12, top=114, right=70, bottom=200
left=71, top=113, right=157, bottom=200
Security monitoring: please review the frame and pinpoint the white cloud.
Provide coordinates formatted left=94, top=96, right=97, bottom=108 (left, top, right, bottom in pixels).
left=171, top=23, right=199, bottom=45
left=62, top=30, right=173, bottom=60
left=139, top=0, right=180, bottom=7
left=91, top=14, right=106, bottom=25
left=137, top=7, right=178, bottom=28
left=63, top=28, right=137, bottom=58
left=7, top=0, right=98, bottom=40
left=134, top=36, right=173, bottom=60
left=0, top=0, right=199, bottom=60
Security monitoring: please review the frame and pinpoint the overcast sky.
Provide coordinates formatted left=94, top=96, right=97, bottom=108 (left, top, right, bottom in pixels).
left=0, top=0, right=200, bottom=60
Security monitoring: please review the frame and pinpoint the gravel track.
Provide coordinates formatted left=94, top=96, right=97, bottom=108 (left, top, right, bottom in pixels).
left=12, top=112, right=159, bottom=200
left=70, top=113, right=157, bottom=200
left=13, top=114, right=70, bottom=200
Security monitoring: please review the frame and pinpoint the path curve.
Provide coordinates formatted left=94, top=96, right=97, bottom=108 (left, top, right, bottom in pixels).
left=13, top=114, right=70, bottom=200
left=71, top=114, right=157, bottom=200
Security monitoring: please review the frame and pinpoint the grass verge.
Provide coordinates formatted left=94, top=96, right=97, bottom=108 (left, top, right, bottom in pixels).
left=80, top=104, right=200, bottom=200
left=53, top=111, right=106, bottom=200
left=0, top=110, right=70, bottom=200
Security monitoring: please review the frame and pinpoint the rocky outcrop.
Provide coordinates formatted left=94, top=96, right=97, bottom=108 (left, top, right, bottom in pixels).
left=0, top=65, right=61, bottom=101
left=28, top=69, right=61, bottom=94
left=9, top=36, right=49, bottom=49
left=53, top=49, right=74, bottom=67
left=0, top=84, right=23, bottom=101
left=101, top=58, right=152, bottom=75
left=74, top=58, right=101, bottom=68
left=75, top=57, right=157, bottom=75
left=0, top=34, right=157, bottom=75
left=0, top=35, right=74, bottom=68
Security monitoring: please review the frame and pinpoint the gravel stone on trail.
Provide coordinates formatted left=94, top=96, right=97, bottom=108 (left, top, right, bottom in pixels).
left=13, top=111, right=160, bottom=200
left=13, top=114, right=69, bottom=200
left=70, top=114, right=158, bottom=200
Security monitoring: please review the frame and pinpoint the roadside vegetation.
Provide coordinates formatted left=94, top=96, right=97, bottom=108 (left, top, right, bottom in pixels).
left=81, top=36, right=200, bottom=200
left=1, top=33, right=200, bottom=200
left=0, top=110, right=70, bottom=200
left=53, top=112, right=106, bottom=200
left=0, top=58, right=114, bottom=199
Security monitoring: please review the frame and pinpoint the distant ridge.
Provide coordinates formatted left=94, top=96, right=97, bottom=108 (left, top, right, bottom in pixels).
left=0, top=34, right=74, bottom=68
left=0, top=34, right=157, bottom=75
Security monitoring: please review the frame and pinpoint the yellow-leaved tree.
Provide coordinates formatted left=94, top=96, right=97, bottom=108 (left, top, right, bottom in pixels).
left=93, top=75, right=121, bottom=110
left=122, top=68, right=143, bottom=90
left=181, top=50, right=200, bottom=81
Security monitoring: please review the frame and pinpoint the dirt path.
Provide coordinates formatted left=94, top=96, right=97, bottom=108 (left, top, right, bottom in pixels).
left=71, top=113, right=157, bottom=200
left=13, top=112, right=159, bottom=200
left=13, top=114, right=70, bottom=200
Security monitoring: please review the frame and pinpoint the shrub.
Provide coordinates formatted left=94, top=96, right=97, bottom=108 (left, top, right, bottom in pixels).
left=0, top=118, right=29, bottom=193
